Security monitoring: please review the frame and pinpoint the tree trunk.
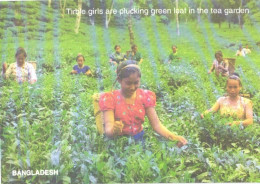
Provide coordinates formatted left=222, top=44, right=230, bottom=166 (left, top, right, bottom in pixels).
left=238, top=14, right=241, bottom=28
left=197, top=0, right=202, bottom=23
left=219, top=22, right=221, bottom=28
left=48, top=0, right=51, bottom=8
left=176, top=0, right=180, bottom=36
left=238, top=0, right=243, bottom=29
left=75, top=0, right=82, bottom=34
left=228, top=22, right=231, bottom=29
left=60, top=0, right=67, bottom=18
left=89, top=17, right=95, bottom=26
left=128, top=0, right=135, bottom=45
left=105, top=0, right=114, bottom=29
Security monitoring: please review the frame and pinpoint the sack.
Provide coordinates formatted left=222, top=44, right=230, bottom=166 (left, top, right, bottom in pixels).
left=92, top=93, right=104, bottom=134
left=224, top=58, right=236, bottom=74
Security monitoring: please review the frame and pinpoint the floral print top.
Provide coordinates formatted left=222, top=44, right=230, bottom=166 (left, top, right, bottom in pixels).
left=99, top=88, right=156, bottom=135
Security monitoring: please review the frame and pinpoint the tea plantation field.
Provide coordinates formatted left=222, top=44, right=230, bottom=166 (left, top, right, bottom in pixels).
left=0, top=1, right=259, bottom=183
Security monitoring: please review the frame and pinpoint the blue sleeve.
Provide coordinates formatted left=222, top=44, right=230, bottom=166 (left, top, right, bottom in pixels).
left=110, top=53, right=115, bottom=60
left=73, top=65, right=77, bottom=70
left=84, top=66, right=90, bottom=73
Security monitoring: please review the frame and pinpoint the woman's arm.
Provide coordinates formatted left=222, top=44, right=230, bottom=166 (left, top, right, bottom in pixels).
left=103, top=110, right=124, bottom=137
left=70, top=70, right=77, bottom=74
left=28, top=64, right=37, bottom=84
left=85, top=70, right=92, bottom=76
left=145, top=107, right=187, bottom=145
left=3, top=63, right=12, bottom=79
left=201, top=101, right=220, bottom=118
left=208, top=63, right=215, bottom=74
left=218, top=61, right=228, bottom=72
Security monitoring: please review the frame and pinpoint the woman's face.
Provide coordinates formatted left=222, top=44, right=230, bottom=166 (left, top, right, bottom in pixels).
left=132, top=46, right=137, bottom=53
left=119, top=72, right=140, bottom=98
left=115, top=46, right=121, bottom=53
left=16, top=53, right=26, bottom=66
left=226, top=79, right=241, bottom=98
left=216, top=54, right=223, bottom=62
left=172, top=47, right=177, bottom=53
left=77, top=56, right=84, bottom=67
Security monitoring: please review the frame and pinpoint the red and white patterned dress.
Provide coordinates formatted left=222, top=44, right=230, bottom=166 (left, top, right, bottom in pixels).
left=99, top=88, right=156, bottom=136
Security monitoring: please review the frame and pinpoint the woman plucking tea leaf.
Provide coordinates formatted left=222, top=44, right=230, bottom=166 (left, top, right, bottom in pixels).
left=99, top=60, right=187, bottom=146
left=70, top=53, right=92, bottom=76
left=208, top=50, right=229, bottom=77
left=2, top=47, right=37, bottom=84
left=201, top=73, right=253, bottom=127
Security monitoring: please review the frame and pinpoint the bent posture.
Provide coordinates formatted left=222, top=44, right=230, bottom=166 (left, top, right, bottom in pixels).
left=168, top=45, right=180, bottom=63
left=109, top=45, right=126, bottom=65
left=242, top=44, right=251, bottom=55
left=126, top=45, right=143, bottom=64
left=99, top=61, right=187, bottom=146
left=236, top=45, right=245, bottom=57
left=208, top=51, right=229, bottom=77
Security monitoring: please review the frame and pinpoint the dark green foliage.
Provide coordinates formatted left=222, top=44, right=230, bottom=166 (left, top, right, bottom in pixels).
left=0, top=0, right=259, bottom=183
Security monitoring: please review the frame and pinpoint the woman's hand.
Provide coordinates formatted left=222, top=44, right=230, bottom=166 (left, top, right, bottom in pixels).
left=201, top=109, right=213, bottom=119
left=226, top=121, right=240, bottom=126
left=29, top=79, right=37, bottom=84
left=176, top=136, right=188, bottom=147
left=85, top=70, right=92, bottom=76
left=71, top=70, right=77, bottom=74
left=168, top=134, right=188, bottom=147
left=113, top=120, right=124, bottom=135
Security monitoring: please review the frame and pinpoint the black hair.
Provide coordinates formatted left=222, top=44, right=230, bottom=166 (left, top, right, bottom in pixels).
left=116, top=60, right=141, bottom=80
left=15, top=47, right=27, bottom=58
left=172, top=45, right=177, bottom=49
left=114, top=45, right=120, bottom=50
left=131, top=44, right=137, bottom=50
left=215, top=50, right=223, bottom=58
left=227, top=73, right=242, bottom=87
left=76, top=54, right=85, bottom=61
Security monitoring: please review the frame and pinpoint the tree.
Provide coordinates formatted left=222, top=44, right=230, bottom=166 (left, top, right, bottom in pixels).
left=59, top=0, right=66, bottom=18
left=238, top=0, right=244, bottom=29
left=105, top=0, right=114, bottom=28
left=48, top=0, right=51, bottom=8
left=197, top=0, right=202, bottom=23
left=75, top=0, right=82, bottom=34
left=128, top=0, right=135, bottom=45
left=176, top=0, right=180, bottom=36
left=209, top=0, right=226, bottom=28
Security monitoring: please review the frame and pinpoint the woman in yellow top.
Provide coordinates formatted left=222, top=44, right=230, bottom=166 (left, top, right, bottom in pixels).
left=201, top=73, right=253, bottom=126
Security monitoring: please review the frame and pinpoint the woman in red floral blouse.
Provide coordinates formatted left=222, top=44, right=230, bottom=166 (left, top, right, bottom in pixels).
left=99, top=61, right=187, bottom=146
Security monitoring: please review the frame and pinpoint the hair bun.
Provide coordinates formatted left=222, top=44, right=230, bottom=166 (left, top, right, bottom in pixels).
left=230, top=72, right=240, bottom=78
left=117, top=60, right=137, bottom=75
